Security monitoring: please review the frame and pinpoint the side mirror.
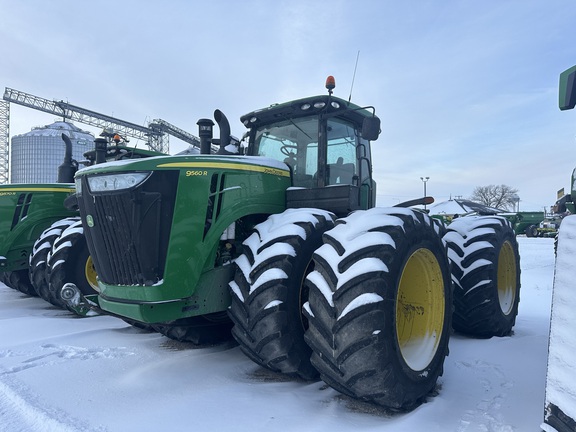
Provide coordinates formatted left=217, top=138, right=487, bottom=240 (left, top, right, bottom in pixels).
left=559, top=65, right=576, bottom=111
left=361, top=116, right=381, bottom=141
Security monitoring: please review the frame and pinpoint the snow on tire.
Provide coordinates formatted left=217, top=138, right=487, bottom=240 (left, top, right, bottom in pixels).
left=444, top=215, right=521, bottom=337
left=47, top=220, right=98, bottom=309
left=29, top=217, right=80, bottom=306
left=228, top=208, right=336, bottom=380
left=303, top=207, right=452, bottom=410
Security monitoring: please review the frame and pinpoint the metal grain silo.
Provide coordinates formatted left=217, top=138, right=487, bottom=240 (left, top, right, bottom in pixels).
left=10, top=121, right=93, bottom=183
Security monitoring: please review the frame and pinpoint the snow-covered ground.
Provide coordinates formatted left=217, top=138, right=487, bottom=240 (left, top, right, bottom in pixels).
left=0, top=237, right=555, bottom=432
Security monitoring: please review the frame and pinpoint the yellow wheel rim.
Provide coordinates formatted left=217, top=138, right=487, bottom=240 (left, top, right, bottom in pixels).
left=396, top=248, right=445, bottom=371
left=497, top=241, right=517, bottom=315
left=85, top=256, right=99, bottom=292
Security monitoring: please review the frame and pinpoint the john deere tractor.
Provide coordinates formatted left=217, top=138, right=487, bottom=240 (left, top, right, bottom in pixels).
left=0, top=181, right=76, bottom=296
left=0, top=130, right=163, bottom=309
left=63, top=77, right=521, bottom=410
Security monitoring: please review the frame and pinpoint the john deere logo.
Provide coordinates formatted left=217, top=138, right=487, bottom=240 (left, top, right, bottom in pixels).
left=86, top=215, right=94, bottom=228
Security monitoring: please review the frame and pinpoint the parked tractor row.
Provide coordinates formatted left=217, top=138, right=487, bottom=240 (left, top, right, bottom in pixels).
left=0, top=78, right=521, bottom=411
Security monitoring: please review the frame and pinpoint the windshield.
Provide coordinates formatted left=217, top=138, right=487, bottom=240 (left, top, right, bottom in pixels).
left=253, top=117, right=359, bottom=188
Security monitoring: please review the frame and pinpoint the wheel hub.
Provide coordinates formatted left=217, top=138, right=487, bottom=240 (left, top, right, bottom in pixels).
left=497, top=240, right=517, bottom=315
left=396, top=248, right=445, bottom=371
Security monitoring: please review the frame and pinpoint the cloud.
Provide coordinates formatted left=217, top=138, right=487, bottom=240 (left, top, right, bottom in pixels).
left=2, top=0, right=576, bottom=210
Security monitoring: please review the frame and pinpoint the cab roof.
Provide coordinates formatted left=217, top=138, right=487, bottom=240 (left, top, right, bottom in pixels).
left=239, top=95, right=377, bottom=130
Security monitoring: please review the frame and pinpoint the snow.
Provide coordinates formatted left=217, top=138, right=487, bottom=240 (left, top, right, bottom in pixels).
left=77, top=154, right=291, bottom=176
left=338, top=293, right=384, bottom=320
left=306, top=270, right=334, bottom=307
left=250, top=268, right=289, bottom=294
left=0, top=237, right=560, bottom=432
left=429, top=199, right=503, bottom=216
left=230, top=208, right=335, bottom=301
left=544, top=215, right=576, bottom=425
left=51, top=240, right=72, bottom=256
left=16, top=121, right=93, bottom=140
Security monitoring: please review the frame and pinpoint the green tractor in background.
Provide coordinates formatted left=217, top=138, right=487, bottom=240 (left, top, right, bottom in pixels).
left=0, top=182, right=77, bottom=296
left=63, top=77, right=521, bottom=410
left=0, top=130, right=163, bottom=308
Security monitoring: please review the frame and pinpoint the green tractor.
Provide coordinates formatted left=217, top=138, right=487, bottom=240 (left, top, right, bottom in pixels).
left=0, top=130, right=163, bottom=308
left=541, top=65, right=576, bottom=432
left=0, top=182, right=77, bottom=295
left=554, top=64, right=576, bottom=219
left=63, top=77, right=521, bottom=410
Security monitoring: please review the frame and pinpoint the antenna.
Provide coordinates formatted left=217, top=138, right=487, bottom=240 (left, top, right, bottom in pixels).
left=348, top=50, right=360, bottom=102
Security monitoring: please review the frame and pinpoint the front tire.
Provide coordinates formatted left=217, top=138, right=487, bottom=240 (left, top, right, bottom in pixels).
left=47, top=220, right=98, bottom=309
left=228, top=208, right=336, bottom=380
left=444, top=215, right=521, bottom=337
left=29, top=217, right=80, bottom=306
left=304, top=208, right=452, bottom=410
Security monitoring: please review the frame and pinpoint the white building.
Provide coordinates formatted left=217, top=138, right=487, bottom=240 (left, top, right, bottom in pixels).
left=10, top=121, right=93, bottom=184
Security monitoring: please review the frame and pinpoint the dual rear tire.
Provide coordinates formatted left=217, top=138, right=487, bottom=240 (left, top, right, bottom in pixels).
left=304, top=208, right=452, bottom=409
left=229, top=208, right=521, bottom=410
left=444, top=215, right=521, bottom=337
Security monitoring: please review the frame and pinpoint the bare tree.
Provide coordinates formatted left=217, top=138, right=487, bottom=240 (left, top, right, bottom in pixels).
left=469, top=185, right=519, bottom=211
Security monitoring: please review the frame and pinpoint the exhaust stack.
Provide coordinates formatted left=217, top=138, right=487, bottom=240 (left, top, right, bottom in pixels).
left=197, top=118, right=214, bottom=155
left=57, top=133, right=77, bottom=183
left=214, top=109, right=232, bottom=155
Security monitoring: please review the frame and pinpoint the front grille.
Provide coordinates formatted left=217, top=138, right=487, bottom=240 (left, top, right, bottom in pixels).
left=79, top=171, right=178, bottom=286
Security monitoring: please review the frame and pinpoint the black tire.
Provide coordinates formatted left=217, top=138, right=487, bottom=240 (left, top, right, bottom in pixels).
left=47, top=220, right=98, bottom=309
left=122, top=318, right=156, bottom=332
left=303, top=208, right=452, bottom=410
left=0, top=272, right=16, bottom=289
left=525, top=224, right=537, bottom=237
left=444, top=215, right=521, bottom=337
left=29, top=217, right=80, bottom=305
left=4, top=269, right=38, bottom=296
left=152, top=312, right=233, bottom=345
left=228, top=208, right=336, bottom=380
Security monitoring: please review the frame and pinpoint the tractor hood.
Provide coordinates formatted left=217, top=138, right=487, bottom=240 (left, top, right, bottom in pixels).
left=74, top=154, right=291, bottom=178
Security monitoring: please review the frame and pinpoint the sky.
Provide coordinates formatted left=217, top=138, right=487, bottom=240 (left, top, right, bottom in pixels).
left=2, top=0, right=576, bottom=211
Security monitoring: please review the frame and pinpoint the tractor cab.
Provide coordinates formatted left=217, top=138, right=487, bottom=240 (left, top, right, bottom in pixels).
left=240, top=77, right=380, bottom=216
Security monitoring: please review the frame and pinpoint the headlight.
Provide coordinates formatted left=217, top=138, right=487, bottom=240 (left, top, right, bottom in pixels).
left=87, top=172, right=150, bottom=193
